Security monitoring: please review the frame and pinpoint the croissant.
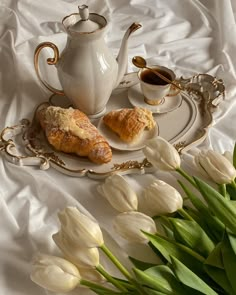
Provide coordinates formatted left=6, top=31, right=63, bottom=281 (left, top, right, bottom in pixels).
left=37, top=106, right=112, bottom=164
left=103, top=107, right=156, bottom=143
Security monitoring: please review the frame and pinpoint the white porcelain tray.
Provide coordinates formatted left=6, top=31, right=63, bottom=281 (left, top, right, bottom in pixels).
left=0, top=73, right=225, bottom=179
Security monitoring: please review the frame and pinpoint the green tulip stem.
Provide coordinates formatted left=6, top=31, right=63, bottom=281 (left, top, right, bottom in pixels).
left=96, top=264, right=127, bottom=292
left=178, top=208, right=194, bottom=221
left=218, top=183, right=228, bottom=198
left=100, top=244, right=133, bottom=281
left=80, top=278, right=121, bottom=293
left=176, top=167, right=197, bottom=188
left=231, top=180, right=236, bottom=189
left=100, top=244, right=147, bottom=294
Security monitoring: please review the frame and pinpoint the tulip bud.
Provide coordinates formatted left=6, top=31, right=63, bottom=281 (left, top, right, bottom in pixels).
left=79, top=267, right=106, bottom=283
left=97, top=174, right=138, bottom=212
left=58, top=207, right=104, bottom=248
left=194, top=150, right=236, bottom=184
left=30, top=253, right=80, bottom=293
left=113, top=211, right=157, bottom=243
left=143, top=136, right=180, bottom=171
left=143, top=179, right=183, bottom=216
left=223, top=151, right=233, bottom=163
left=53, top=231, right=100, bottom=268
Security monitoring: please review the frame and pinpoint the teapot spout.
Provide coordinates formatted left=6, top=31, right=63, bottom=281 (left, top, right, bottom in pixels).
left=115, top=23, right=142, bottom=88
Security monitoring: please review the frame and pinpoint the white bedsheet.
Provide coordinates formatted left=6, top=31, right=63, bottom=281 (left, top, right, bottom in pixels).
left=1, top=1, right=236, bottom=294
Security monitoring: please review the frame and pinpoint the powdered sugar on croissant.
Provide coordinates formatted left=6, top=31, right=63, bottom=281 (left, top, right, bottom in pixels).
left=103, top=107, right=156, bottom=143
left=37, top=106, right=112, bottom=164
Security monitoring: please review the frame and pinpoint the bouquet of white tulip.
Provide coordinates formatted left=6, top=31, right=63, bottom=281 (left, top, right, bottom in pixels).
left=30, top=137, right=236, bottom=295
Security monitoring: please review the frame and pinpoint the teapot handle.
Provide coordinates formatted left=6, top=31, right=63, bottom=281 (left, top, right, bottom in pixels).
left=34, top=42, right=65, bottom=95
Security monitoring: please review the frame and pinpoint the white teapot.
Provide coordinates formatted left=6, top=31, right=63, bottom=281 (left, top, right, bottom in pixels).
left=34, top=5, right=141, bottom=117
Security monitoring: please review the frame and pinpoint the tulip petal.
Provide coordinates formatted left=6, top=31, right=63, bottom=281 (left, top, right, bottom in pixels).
left=53, top=231, right=100, bottom=267
left=113, top=212, right=157, bottom=243
left=196, top=150, right=236, bottom=184
left=97, top=174, right=138, bottom=212
left=30, top=253, right=80, bottom=293
left=143, top=179, right=183, bottom=216
left=143, top=137, right=180, bottom=171
left=58, top=207, right=104, bottom=247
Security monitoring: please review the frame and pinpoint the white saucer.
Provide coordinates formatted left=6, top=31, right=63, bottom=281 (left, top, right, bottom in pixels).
left=128, top=83, right=182, bottom=114
left=97, top=117, right=159, bottom=151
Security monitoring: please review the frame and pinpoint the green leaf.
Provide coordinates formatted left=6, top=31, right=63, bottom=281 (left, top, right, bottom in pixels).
left=147, top=241, right=168, bottom=264
left=182, top=206, right=200, bottom=222
left=110, top=277, right=136, bottom=291
left=133, top=265, right=190, bottom=295
left=142, top=288, right=169, bottom=295
left=222, top=233, right=236, bottom=293
left=183, top=206, right=220, bottom=243
left=90, top=288, right=125, bottom=294
left=231, top=200, right=236, bottom=208
left=168, top=218, right=215, bottom=257
left=161, top=223, right=175, bottom=240
left=233, top=142, right=236, bottom=168
left=143, top=232, right=205, bottom=277
left=205, top=242, right=224, bottom=269
left=170, top=256, right=218, bottom=295
left=129, top=256, right=156, bottom=270
left=145, top=265, right=203, bottom=295
left=178, top=180, right=208, bottom=212
left=204, top=265, right=236, bottom=295
left=194, top=177, right=236, bottom=234
left=133, top=267, right=179, bottom=294
left=226, top=184, right=236, bottom=200
left=227, top=230, right=236, bottom=255
left=179, top=181, right=225, bottom=242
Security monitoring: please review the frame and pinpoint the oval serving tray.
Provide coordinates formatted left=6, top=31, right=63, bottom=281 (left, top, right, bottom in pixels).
left=0, top=73, right=225, bottom=179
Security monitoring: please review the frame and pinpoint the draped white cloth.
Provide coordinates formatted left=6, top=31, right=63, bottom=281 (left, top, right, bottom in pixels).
left=1, top=0, right=236, bottom=294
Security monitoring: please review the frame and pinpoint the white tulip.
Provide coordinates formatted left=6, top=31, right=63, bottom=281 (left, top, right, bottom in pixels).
left=53, top=231, right=100, bottom=268
left=194, top=150, right=236, bottom=184
left=30, top=253, right=80, bottom=293
left=113, top=211, right=157, bottom=243
left=97, top=174, right=138, bottom=212
left=58, top=207, right=104, bottom=247
left=143, top=136, right=180, bottom=171
left=79, top=267, right=106, bottom=283
left=143, top=179, right=183, bottom=216
left=223, top=151, right=233, bottom=163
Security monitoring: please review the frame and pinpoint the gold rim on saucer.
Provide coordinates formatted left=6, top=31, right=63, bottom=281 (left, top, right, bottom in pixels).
left=144, top=97, right=165, bottom=105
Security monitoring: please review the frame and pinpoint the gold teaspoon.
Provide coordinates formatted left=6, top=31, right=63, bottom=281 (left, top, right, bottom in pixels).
left=132, top=56, right=182, bottom=91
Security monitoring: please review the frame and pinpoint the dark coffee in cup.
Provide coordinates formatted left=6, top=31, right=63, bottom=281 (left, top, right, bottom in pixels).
left=140, top=69, right=172, bottom=85
left=138, top=65, right=176, bottom=105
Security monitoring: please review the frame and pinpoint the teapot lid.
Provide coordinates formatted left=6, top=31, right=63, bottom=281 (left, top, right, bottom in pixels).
left=69, top=5, right=102, bottom=33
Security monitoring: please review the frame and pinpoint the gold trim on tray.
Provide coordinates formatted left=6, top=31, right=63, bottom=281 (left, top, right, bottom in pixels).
left=0, top=73, right=225, bottom=179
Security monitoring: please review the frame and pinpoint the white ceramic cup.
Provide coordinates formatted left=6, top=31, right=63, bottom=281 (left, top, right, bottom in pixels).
left=138, top=66, right=176, bottom=105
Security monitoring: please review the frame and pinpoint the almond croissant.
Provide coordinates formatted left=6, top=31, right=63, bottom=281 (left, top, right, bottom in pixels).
left=37, top=106, right=112, bottom=164
left=103, top=107, right=156, bottom=143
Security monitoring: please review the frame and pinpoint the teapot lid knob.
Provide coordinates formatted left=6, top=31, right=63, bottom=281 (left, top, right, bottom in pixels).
left=68, top=4, right=101, bottom=33
left=78, top=5, right=89, bottom=21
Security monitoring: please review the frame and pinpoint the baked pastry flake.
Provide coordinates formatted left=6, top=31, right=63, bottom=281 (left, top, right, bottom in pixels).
left=37, top=106, right=112, bottom=164
left=103, top=107, right=156, bottom=143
